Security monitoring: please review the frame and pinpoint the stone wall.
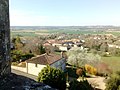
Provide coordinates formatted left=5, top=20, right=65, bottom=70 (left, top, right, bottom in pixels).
left=0, top=0, right=11, bottom=78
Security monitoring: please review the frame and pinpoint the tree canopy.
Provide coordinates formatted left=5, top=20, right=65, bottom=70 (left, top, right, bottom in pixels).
left=67, top=47, right=101, bottom=67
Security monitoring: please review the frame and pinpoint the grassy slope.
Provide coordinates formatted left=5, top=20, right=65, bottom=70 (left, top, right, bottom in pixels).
left=102, top=56, right=120, bottom=72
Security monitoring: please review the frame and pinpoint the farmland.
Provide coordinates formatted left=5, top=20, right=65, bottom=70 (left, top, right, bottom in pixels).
left=102, top=56, right=120, bottom=72
left=11, top=29, right=120, bottom=37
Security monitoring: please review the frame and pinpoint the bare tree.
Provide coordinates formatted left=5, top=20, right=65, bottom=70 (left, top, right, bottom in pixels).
left=67, top=47, right=101, bottom=67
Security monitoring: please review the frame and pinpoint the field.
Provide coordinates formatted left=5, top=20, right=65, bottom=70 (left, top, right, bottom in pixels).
left=34, top=29, right=106, bottom=34
left=11, top=29, right=120, bottom=37
left=11, top=30, right=50, bottom=37
left=102, top=56, right=120, bottom=72
left=11, top=32, right=38, bottom=37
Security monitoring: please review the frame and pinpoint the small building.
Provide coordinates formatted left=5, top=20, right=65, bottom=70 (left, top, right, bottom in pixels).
left=26, top=53, right=66, bottom=76
left=59, top=46, right=71, bottom=51
left=52, top=43, right=62, bottom=47
left=62, top=41, right=74, bottom=46
left=43, top=43, right=51, bottom=46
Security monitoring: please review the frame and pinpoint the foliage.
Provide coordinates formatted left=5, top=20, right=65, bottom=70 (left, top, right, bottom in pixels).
left=92, top=43, right=101, bottom=51
left=66, top=66, right=79, bottom=78
left=67, top=47, right=101, bottom=67
left=100, top=52, right=110, bottom=57
left=12, top=36, right=24, bottom=50
left=11, top=50, right=34, bottom=62
left=109, top=48, right=120, bottom=56
left=76, top=68, right=86, bottom=77
left=20, top=53, right=34, bottom=61
left=105, top=71, right=120, bottom=90
left=85, top=64, right=97, bottom=75
left=69, top=79, right=93, bottom=90
left=38, top=44, right=46, bottom=54
left=100, top=42, right=109, bottom=52
left=11, top=50, right=23, bottom=62
left=38, top=65, right=66, bottom=90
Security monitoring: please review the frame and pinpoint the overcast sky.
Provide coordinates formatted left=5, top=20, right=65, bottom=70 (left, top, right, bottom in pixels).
left=10, top=0, right=120, bottom=26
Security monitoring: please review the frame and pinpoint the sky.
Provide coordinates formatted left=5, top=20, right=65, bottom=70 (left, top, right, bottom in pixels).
left=10, top=0, right=120, bottom=26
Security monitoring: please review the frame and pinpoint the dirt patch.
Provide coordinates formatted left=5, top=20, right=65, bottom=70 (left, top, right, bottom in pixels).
left=87, top=76, right=106, bottom=90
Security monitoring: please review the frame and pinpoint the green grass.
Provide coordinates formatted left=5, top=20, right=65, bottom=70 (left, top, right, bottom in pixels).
left=11, top=32, right=38, bottom=37
left=109, top=32, right=120, bottom=36
left=45, top=29, right=106, bottom=34
left=102, top=56, right=120, bottom=72
left=38, top=29, right=120, bottom=36
left=11, top=29, right=120, bottom=37
left=54, top=51, right=61, bottom=55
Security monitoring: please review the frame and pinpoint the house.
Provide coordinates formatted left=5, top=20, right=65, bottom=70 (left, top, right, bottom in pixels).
left=59, top=45, right=71, bottom=51
left=43, top=42, right=51, bottom=46
left=46, top=39, right=56, bottom=44
left=52, top=43, right=62, bottom=47
left=62, top=41, right=74, bottom=46
left=52, top=40, right=64, bottom=47
left=26, top=53, right=66, bottom=76
left=108, top=44, right=120, bottom=49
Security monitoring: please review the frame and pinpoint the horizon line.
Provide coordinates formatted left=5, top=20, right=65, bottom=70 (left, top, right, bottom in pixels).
left=10, top=25, right=120, bottom=27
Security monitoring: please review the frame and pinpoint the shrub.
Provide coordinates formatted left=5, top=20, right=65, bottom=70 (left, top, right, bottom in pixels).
left=69, top=79, right=93, bottom=90
left=66, top=66, right=79, bottom=78
left=76, top=68, right=86, bottom=78
left=101, top=52, right=109, bottom=57
left=20, top=53, right=34, bottom=61
left=11, top=50, right=34, bottom=62
left=85, top=64, right=97, bottom=75
left=38, top=65, right=66, bottom=90
left=11, top=50, right=23, bottom=62
left=105, top=71, right=120, bottom=90
left=38, top=44, right=46, bottom=54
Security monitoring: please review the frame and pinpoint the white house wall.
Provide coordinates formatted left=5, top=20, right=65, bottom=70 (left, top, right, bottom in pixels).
left=59, top=46, right=68, bottom=51
left=27, top=63, right=46, bottom=76
left=52, top=43, right=62, bottom=47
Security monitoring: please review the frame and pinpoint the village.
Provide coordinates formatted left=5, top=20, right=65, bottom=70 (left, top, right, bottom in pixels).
left=10, top=32, right=120, bottom=90
left=1, top=0, right=120, bottom=89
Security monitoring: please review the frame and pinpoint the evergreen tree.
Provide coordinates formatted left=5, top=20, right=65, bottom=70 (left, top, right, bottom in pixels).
left=38, top=65, right=66, bottom=90
left=38, top=44, right=46, bottom=54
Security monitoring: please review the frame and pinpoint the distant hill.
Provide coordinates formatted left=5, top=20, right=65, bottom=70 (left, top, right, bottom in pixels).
left=10, top=26, right=120, bottom=31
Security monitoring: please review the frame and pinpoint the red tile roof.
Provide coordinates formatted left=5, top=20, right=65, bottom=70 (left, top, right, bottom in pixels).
left=26, top=53, right=62, bottom=65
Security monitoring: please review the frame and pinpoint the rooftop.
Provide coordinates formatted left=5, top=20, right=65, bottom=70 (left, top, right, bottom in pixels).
left=26, top=53, right=62, bottom=65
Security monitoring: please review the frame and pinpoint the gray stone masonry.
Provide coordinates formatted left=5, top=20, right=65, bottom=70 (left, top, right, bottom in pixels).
left=0, top=0, right=11, bottom=78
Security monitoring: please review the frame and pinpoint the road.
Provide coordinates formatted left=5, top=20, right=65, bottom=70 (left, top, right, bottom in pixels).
left=11, top=69, right=38, bottom=81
